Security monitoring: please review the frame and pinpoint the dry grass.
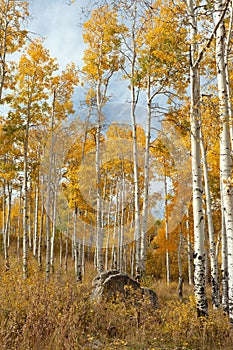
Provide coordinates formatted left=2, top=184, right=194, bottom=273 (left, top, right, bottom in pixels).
left=0, top=255, right=232, bottom=349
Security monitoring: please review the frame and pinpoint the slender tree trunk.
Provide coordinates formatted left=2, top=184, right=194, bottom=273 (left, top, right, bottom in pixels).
left=59, top=231, right=63, bottom=269
left=221, top=207, right=229, bottom=312
left=130, top=245, right=135, bottom=277
left=164, top=173, right=170, bottom=286
left=186, top=215, right=193, bottom=285
left=0, top=5, right=8, bottom=103
left=94, top=246, right=97, bottom=269
left=50, top=187, right=58, bottom=273
left=96, top=81, right=104, bottom=273
left=2, top=179, right=6, bottom=256
left=6, top=184, right=12, bottom=251
left=82, top=237, right=85, bottom=277
left=105, top=231, right=110, bottom=271
left=215, top=0, right=233, bottom=323
left=178, top=224, right=183, bottom=302
left=45, top=91, right=56, bottom=280
left=23, top=121, right=30, bottom=279
left=78, top=242, right=82, bottom=281
left=200, top=132, right=220, bottom=308
left=64, top=228, right=69, bottom=273
left=73, top=208, right=82, bottom=282
left=225, top=2, right=233, bottom=144
left=117, top=190, right=122, bottom=271
left=17, top=185, right=22, bottom=263
left=120, top=182, right=125, bottom=273
left=33, top=183, right=39, bottom=257
left=124, top=245, right=128, bottom=273
left=38, top=190, right=45, bottom=269
left=131, top=84, right=141, bottom=280
left=187, top=0, right=208, bottom=316
left=4, top=182, right=12, bottom=268
left=28, top=182, right=33, bottom=250
left=141, top=77, right=152, bottom=276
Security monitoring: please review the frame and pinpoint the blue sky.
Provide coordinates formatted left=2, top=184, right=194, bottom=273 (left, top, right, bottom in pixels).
left=28, top=0, right=86, bottom=69
left=28, top=0, right=140, bottom=118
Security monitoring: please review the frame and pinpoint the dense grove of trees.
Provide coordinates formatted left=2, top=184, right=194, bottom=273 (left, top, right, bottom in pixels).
left=2, top=0, right=233, bottom=326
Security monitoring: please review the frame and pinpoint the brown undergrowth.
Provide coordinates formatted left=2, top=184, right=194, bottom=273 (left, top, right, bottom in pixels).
left=0, top=258, right=232, bottom=349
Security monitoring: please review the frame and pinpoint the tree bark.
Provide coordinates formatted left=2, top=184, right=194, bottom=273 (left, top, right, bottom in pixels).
left=164, top=173, right=170, bottom=286
left=23, top=120, right=30, bottom=279
left=140, top=77, right=152, bottom=276
left=178, top=224, right=183, bottom=302
left=215, top=0, right=233, bottom=323
left=186, top=215, right=193, bottom=285
left=33, top=183, right=39, bottom=257
left=200, top=131, right=220, bottom=308
left=186, top=0, right=208, bottom=316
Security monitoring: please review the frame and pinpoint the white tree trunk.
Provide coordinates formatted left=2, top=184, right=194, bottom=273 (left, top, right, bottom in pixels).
left=59, top=231, right=63, bottom=269
left=38, top=182, right=44, bottom=269
left=187, top=0, right=208, bottom=316
left=96, top=82, right=104, bottom=273
left=221, top=207, right=229, bottom=312
left=178, top=224, right=183, bottom=302
left=141, top=78, right=152, bottom=276
left=2, top=179, right=6, bottom=255
left=225, top=2, right=233, bottom=145
left=50, top=187, right=58, bottom=273
left=73, top=208, right=81, bottom=282
left=17, top=185, right=22, bottom=263
left=200, top=132, right=220, bottom=308
left=4, top=182, right=12, bottom=268
left=64, top=225, right=69, bottom=273
left=186, top=215, right=193, bottom=285
left=45, top=91, right=56, bottom=280
left=23, top=121, right=29, bottom=279
left=82, top=237, right=85, bottom=277
left=164, top=173, right=170, bottom=286
left=28, top=183, right=33, bottom=250
left=131, top=84, right=141, bottom=280
left=215, top=0, right=233, bottom=323
left=33, top=183, right=39, bottom=257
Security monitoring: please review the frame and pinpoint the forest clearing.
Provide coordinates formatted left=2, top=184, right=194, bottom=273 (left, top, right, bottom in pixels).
left=2, top=0, right=233, bottom=348
left=0, top=242, right=233, bottom=350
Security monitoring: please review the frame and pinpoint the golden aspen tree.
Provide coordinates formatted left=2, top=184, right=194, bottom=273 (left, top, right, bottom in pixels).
left=82, top=5, right=126, bottom=273
left=0, top=0, right=29, bottom=102
left=45, top=63, right=79, bottom=280
left=0, top=121, right=20, bottom=269
left=6, top=39, right=58, bottom=278
left=137, top=0, right=188, bottom=277
left=214, top=0, right=233, bottom=323
left=112, top=0, right=145, bottom=280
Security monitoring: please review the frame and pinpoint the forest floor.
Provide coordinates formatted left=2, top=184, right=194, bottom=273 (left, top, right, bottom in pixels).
left=0, top=251, right=233, bottom=349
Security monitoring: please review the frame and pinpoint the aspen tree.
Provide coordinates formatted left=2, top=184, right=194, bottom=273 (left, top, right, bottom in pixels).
left=185, top=0, right=208, bottom=316
left=7, top=39, right=58, bottom=278
left=200, top=129, right=220, bottom=308
left=118, top=0, right=188, bottom=277
left=82, top=5, right=125, bottom=273
left=185, top=0, right=228, bottom=313
left=46, top=64, right=78, bottom=279
left=0, top=0, right=28, bottom=102
left=0, top=125, right=18, bottom=268
left=214, top=0, right=233, bottom=323
left=183, top=0, right=228, bottom=313
left=114, top=0, right=144, bottom=279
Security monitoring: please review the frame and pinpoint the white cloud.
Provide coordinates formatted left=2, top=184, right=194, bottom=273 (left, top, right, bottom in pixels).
left=28, top=0, right=87, bottom=69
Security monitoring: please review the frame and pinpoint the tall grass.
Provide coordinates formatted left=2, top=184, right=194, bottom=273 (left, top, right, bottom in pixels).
left=0, top=254, right=232, bottom=349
